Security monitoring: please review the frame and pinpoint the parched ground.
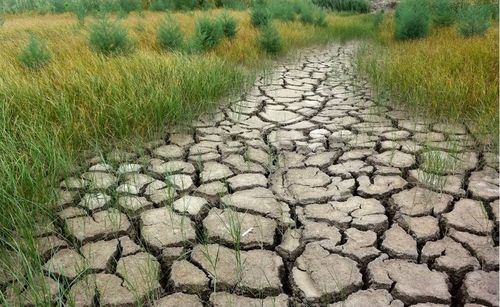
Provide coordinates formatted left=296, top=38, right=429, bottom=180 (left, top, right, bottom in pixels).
left=4, top=43, right=499, bottom=306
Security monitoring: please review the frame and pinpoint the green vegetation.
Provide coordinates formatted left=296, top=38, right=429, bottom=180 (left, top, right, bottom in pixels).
left=268, top=0, right=296, bottom=21
left=431, top=0, right=458, bottom=26
left=312, top=0, right=370, bottom=13
left=394, top=0, right=430, bottom=40
left=219, top=11, right=238, bottom=38
left=457, top=4, right=491, bottom=37
left=18, top=34, right=52, bottom=69
left=89, top=17, right=133, bottom=55
left=259, top=24, right=282, bottom=54
left=191, top=15, right=224, bottom=52
left=250, top=3, right=270, bottom=27
left=157, top=15, right=185, bottom=51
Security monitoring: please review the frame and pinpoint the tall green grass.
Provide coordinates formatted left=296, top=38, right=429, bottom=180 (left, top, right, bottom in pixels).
left=430, top=0, right=458, bottom=26
left=89, top=17, right=134, bottom=55
left=358, top=16, right=498, bottom=147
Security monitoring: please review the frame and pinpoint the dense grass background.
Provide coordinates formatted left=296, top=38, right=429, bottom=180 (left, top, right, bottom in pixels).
left=0, top=0, right=375, bottom=14
left=358, top=12, right=499, bottom=147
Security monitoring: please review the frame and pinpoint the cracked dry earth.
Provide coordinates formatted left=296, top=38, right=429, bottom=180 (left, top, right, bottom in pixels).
left=4, top=43, right=499, bottom=307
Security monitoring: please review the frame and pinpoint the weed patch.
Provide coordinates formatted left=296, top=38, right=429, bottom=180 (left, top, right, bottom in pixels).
left=259, top=24, right=282, bottom=54
left=219, top=11, right=238, bottom=39
left=157, top=15, right=185, bottom=51
left=394, top=0, right=430, bottom=40
left=18, top=34, right=52, bottom=69
left=89, top=17, right=133, bottom=55
left=457, top=4, right=491, bottom=37
left=191, top=15, right=224, bottom=52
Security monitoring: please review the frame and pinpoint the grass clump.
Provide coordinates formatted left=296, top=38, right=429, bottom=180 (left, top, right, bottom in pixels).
left=298, top=2, right=328, bottom=26
left=259, top=24, right=282, bottom=54
left=191, top=16, right=224, bottom=52
left=312, top=0, right=370, bottom=13
left=157, top=15, right=184, bottom=51
left=219, top=11, right=238, bottom=38
left=52, top=0, right=68, bottom=12
left=268, top=0, right=296, bottom=21
left=118, top=0, right=142, bottom=13
left=394, top=0, right=430, bottom=40
left=457, top=4, right=491, bottom=37
left=221, top=0, right=248, bottom=9
left=312, top=9, right=328, bottom=26
left=430, top=0, right=457, bottom=26
left=18, top=34, right=52, bottom=69
left=150, top=0, right=170, bottom=11
left=250, top=4, right=271, bottom=27
left=89, top=17, right=133, bottom=55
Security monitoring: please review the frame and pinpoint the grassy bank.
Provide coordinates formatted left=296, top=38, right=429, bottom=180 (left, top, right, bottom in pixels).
left=358, top=13, right=499, bottom=148
left=0, top=9, right=377, bottom=305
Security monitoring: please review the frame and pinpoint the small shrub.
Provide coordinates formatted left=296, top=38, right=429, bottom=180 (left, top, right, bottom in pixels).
left=200, top=0, right=216, bottom=9
left=313, top=9, right=328, bottom=26
left=52, top=0, right=68, bottom=13
left=251, top=4, right=271, bottom=27
left=296, top=1, right=328, bottom=26
left=259, top=24, right=282, bottom=54
left=89, top=18, right=133, bottom=55
left=0, top=15, right=5, bottom=27
left=269, top=0, right=296, bottom=21
left=18, top=35, right=52, bottom=69
left=457, top=5, right=491, bottom=37
left=431, top=0, right=457, bottom=26
left=79, top=0, right=101, bottom=12
left=174, top=0, right=197, bottom=10
left=299, top=5, right=315, bottom=24
left=151, top=0, right=168, bottom=11
left=99, top=0, right=121, bottom=13
left=394, top=0, right=430, bottom=40
left=191, top=16, right=223, bottom=52
left=118, top=0, right=142, bottom=13
left=157, top=16, right=184, bottom=51
left=312, top=0, right=370, bottom=13
left=219, top=12, right=238, bottom=38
